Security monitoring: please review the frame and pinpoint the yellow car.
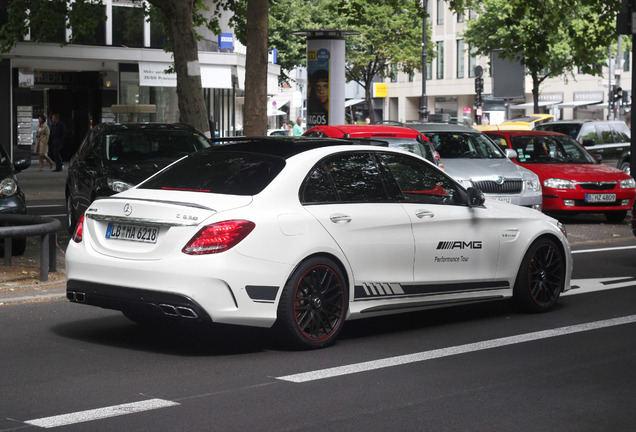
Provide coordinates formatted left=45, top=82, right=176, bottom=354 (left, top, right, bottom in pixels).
left=473, top=124, right=532, bottom=132
left=501, top=113, right=555, bottom=129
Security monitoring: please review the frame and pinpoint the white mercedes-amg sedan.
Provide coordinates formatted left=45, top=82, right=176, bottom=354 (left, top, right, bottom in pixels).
left=66, top=137, right=572, bottom=349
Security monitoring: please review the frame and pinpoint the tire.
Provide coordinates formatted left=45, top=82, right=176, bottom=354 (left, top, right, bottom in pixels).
left=605, top=210, right=627, bottom=223
left=513, top=237, right=565, bottom=313
left=276, top=257, right=347, bottom=349
left=66, top=194, right=77, bottom=234
left=619, top=161, right=630, bottom=176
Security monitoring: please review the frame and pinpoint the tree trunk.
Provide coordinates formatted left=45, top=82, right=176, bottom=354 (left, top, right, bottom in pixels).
left=531, top=70, right=540, bottom=114
left=243, top=0, right=268, bottom=136
left=149, top=0, right=210, bottom=136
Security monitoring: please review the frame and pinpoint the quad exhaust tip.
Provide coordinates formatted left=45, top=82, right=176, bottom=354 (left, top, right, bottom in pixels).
left=67, top=291, right=86, bottom=303
left=159, top=304, right=199, bottom=319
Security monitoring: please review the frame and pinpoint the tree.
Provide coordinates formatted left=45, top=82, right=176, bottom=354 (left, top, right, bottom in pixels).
left=242, top=0, right=268, bottom=135
left=327, top=0, right=431, bottom=123
left=458, top=0, right=621, bottom=113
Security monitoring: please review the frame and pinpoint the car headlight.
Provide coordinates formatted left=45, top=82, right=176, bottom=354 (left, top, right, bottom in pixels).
left=0, top=178, right=18, bottom=197
left=107, top=179, right=134, bottom=193
left=525, top=179, right=541, bottom=192
left=620, top=178, right=636, bottom=189
left=544, top=178, right=576, bottom=189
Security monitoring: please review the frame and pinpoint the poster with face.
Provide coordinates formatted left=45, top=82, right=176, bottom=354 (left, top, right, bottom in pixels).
left=307, top=48, right=330, bottom=128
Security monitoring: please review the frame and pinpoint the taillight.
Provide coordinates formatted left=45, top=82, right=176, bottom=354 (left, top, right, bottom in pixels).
left=182, top=220, right=255, bottom=255
left=72, top=214, right=85, bottom=243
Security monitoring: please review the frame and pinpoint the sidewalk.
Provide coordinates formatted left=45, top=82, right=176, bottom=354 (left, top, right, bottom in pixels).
left=0, top=162, right=68, bottom=303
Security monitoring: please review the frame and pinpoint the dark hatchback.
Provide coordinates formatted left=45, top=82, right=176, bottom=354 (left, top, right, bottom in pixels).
left=65, top=123, right=211, bottom=232
left=0, top=145, right=31, bottom=255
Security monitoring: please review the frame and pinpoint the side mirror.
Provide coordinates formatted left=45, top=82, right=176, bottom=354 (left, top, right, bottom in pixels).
left=582, top=138, right=595, bottom=147
left=505, top=148, right=518, bottom=159
left=13, top=158, right=31, bottom=173
left=467, top=187, right=485, bottom=207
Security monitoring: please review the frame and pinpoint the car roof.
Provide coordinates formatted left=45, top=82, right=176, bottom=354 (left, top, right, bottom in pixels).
left=211, top=136, right=392, bottom=159
left=305, top=124, right=425, bottom=139
left=95, top=122, right=202, bottom=133
left=483, top=130, right=571, bottom=138
left=538, top=120, right=624, bottom=125
left=502, top=114, right=554, bottom=124
left=407, top=122, right=479, bottom=133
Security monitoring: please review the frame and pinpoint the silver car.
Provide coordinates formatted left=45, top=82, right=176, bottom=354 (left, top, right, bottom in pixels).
left=409, top=123, right=542, bottom=210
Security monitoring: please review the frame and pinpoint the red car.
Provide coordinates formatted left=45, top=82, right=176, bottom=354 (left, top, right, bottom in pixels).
left=485, top=130, right=636, bottom=222
left=303, top=124, right=441, bottom=167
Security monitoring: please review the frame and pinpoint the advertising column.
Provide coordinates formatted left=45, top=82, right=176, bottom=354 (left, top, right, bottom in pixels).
left=306, top=38, right=345, bottom=128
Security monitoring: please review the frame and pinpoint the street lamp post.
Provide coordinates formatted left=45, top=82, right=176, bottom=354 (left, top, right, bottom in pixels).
left=419, top=0, right=429, bottom=122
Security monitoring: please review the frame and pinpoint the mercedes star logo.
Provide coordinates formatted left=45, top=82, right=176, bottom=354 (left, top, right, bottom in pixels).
left=123, top=204, right=132, bottom=216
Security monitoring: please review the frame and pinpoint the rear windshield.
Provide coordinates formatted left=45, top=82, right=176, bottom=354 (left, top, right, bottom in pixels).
left=424, top=132, right=505, bottom=159
left=535, top=123, right=582, bottom=140
left=138, top=150, right=286, bottom=195
left=379, top=138, right=435, bottom=163
left=105, top=129, right=211, bottom=163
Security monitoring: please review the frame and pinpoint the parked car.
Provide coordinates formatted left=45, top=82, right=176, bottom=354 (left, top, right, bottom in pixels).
left=66, top=136, right=572, bottom=349
left=303, top=124, right=441, bottom=167
left=501, top=114, right=554, bottom=129
left=0, top=145, right=31, bottom=255
left=408, top=123, right=542, bottom=210
left=65, top=123, right=211, bottom=233
left=485, top=130, right=636, bottom=222
left=535, top=120, right=630, bottom=170
left=268, top=129, right=290, bottom=136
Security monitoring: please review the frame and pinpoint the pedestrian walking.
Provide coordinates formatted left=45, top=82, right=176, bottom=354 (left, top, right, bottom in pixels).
left=34, top=115, right=54, bottom=170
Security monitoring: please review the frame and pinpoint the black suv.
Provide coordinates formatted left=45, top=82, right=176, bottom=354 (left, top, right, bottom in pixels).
left=66, top=123, right=211, bottom=232
left=535, top=120, right=630, bottom=173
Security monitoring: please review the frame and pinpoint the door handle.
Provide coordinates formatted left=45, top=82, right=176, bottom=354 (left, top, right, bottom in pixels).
left=415, top=210, right=434, bottom=219
left=330, top=214, right=352, bottom=224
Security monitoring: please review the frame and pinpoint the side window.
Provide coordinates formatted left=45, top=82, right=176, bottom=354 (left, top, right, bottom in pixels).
left=596, top=124, right=613, bottom=144
left=579, top=124, right=597, bottom=145
left=301, top=164, right=338, bottom=204
left=326, top=153, right=388, bottom=202
left=611, top=124, right=630, bottom=142
left=487, top=134, right=508, bottom=151
left=379, top=152, right=461, bottom=205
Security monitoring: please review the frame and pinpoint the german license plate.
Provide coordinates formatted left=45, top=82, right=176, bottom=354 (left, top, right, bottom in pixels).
left=585, top=193, right=616, bottom=203
left=106, top=222, right=158, bottom=243
left=489, top=196, right=512, bottom=203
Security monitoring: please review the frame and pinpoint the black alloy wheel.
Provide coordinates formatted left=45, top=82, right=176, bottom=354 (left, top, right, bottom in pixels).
left=513, top=237, right=565, bottom=312
left=277, top=257, right=346, bottom=349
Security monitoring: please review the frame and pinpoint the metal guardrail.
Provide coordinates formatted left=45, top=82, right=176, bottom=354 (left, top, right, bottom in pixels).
left=0, top=214, right=62, bottom=282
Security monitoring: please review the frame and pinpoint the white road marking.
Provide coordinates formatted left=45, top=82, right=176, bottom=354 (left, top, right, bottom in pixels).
left=24, top=399, right=179, bottom=428
left=276, top=315, right=636, bottom=383
left=572, top=245, right=636, bottom=254
left=565, top=277, right=636, bottom=296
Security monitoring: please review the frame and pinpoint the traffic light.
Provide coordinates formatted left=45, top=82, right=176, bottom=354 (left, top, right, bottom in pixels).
left=612, top=86, right=623, bottom=102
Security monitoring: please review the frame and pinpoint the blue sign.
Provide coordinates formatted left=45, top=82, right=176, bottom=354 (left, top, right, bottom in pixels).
left=218, top=33, right=234, bottom=51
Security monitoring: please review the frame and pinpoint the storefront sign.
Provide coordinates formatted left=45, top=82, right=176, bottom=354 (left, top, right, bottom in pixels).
left=18, top=68, right=34, bottom=88
left=373, top=83, right=388, bottom=98
left=218, top=33, right=234, bottom=51
left=139, top=62, right=177, bottom=87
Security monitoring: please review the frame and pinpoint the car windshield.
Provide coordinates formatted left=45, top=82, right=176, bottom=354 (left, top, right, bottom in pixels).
left=535, top=123, right=582, bottom=140
left=105, top=129, right=211, bottom=164
left=510, top=134, right=596, bottom=164
left=424, top=132, right=505, bottom=159
left=138, top=150, right=286, bottom=195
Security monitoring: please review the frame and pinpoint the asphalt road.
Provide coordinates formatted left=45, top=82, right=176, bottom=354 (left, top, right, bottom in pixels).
left=1, top=161, right=635, bottom=431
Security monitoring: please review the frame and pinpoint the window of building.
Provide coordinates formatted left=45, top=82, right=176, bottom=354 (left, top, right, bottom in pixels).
left=436, top=41, right=444, bottom=79
left=113, top=5, right=144, bottom=47
left=390, top=64, right=398, bottom=83
left=468, top=46, right=477, bottom=78
left=150, top=7, right=169, bottom=49
left=623, top=48, right=630, bottom=72
left=70, top=4, right=106, bottom=46
left=456, top=40, right=465, bottom=79
left=437, top=0, right=444, bottom=25
left=427, top=62, right=433, bottom=80
left=457, top=13, right=464, bottom=23
left=29, top=1, right=66, bottom=44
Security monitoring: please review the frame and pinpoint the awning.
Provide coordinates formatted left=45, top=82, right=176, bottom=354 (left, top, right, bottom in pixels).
left=557, top=100, right=602, bottom=108
left=511, top=101, right=562, bottom=109
left=345, top=98, right=365, bottom=107
left=267, top=109, right=287, bottom=116
left=139, top=62, right=232, bottom=89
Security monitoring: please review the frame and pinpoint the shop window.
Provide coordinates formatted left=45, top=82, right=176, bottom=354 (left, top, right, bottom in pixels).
left=113, top=6, right=144, bottom=47
left=70, top=4, right=106, bottom=46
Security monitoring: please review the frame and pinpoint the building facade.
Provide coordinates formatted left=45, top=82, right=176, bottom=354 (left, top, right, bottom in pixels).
left=384, top=2, right=631, bottom=125
left=1, top=0, right=280, bottom=159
